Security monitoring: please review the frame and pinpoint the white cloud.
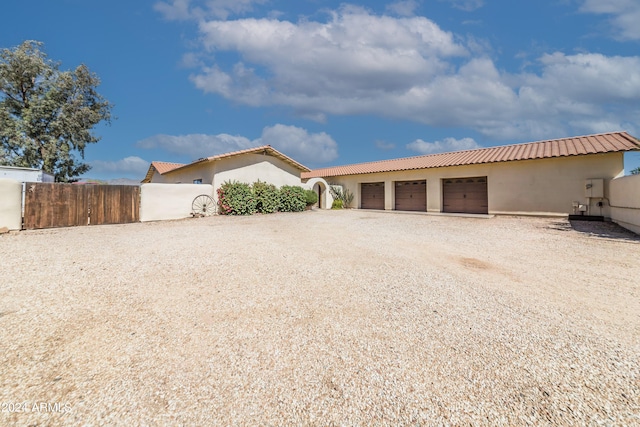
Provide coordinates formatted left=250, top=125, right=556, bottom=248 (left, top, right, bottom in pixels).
left=258, top=124, right=338, bottom=163
left=407, top=137, right=480, bottom=154
left=580, top=0, right=640, bottom=40
left=137, top=125, right=338, bottom=165
left=531, top=53, right=640, bottom=102
left=137, top=133, right=254, bottom=159
left=375, top=140, right=396, bottom=150
left=154, top=0, right=192, bottom=20
left=184, top=6, right=640, bottom=142
left=154, top=0, right=267, bottom=21
left=439, top=0, right=484, bottom=12
left=90, top=156, right=150, bottom=175
left=193, top=7, right=467, bottom=108
left=386, top=0, right=420, bottom=17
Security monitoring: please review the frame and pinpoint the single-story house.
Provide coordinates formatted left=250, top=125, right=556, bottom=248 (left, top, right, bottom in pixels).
left=143, top=145, right=308, bottom=186
left=142, top=145, right=334, bottom=209
left=301, top=131, right=640, bottom=218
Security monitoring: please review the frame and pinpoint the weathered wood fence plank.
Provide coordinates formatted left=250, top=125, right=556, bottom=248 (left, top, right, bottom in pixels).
left=23, top=183, right=139, bottom=230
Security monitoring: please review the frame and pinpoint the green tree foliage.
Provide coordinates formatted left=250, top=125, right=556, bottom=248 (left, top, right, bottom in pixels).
left=0, top=41, right=113, bottom=182
left=631, top=167, right=640, bottom=175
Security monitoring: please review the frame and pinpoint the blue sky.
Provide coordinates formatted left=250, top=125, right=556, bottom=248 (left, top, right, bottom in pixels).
left=2, top=0, right=639, bottom=179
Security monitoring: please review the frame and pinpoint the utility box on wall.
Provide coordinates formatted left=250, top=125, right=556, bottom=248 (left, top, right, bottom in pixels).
left=585, top=178, right=604, bottom=198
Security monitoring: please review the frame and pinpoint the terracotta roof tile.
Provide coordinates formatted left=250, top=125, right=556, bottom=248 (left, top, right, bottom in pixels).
left=152, top=161, right=186, bottom=174
left=141, top=161, right=186, bottom=183
left=166, top=145, right=311, bottom=174
left=302, top=132, right=640, bottom=179
left=145, top=145, right=311, bottom=182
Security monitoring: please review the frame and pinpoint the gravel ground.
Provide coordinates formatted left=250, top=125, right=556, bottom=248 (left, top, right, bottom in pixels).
left=1, top=210, right=639, bottom=426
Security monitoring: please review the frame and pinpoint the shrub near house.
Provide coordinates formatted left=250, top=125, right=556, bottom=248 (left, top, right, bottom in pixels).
left=217, top=181, right=310, bottom=215
left=217, top=181, right=256, bottom=215
left=278, top=185, right=307, bottom=212
left=253, top=180, right=280, bottom=214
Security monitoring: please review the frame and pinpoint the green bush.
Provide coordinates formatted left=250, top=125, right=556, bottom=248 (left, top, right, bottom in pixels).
left=217, top=181, right=256, bottom=215
left=304, top=189, right=318, bottom=206
left=253, top=180, right=280, bottom=214
left=279, top=185, right=307, bottom=212
left=331, top=199, right=344, bottom=209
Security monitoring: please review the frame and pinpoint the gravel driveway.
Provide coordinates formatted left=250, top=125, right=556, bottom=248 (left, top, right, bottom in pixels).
left=1, top=210, right=639, bottom=426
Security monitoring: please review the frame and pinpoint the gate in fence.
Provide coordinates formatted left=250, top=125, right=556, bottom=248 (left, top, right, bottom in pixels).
left=23, top=183, right=140, bottom=230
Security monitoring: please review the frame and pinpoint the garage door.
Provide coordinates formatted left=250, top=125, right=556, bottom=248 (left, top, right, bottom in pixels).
left=442, top=177, right=488, bottom=214
left=361, top=182, right=385, bottom=209
left=395, top=180, right=426, bottom=211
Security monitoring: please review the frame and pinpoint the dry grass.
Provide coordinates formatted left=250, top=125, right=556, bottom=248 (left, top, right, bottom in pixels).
left=1, top=210, right=639, bottom=426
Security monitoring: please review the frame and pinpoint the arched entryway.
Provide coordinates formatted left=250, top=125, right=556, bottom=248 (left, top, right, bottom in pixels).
left=313, top=182, right=323, bottom=208
left=304, top=178, right=332, bottom=209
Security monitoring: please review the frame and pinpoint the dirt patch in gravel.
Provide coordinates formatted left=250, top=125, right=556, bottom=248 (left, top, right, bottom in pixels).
left=1, top=210, right=639, bottom=426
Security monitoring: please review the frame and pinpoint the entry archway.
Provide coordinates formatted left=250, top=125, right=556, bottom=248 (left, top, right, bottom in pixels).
left=304, top=178, right=333, bottom=209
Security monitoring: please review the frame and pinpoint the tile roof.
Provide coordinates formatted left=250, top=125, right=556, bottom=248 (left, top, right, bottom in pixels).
left=152, top=161, right=186, bottom=174
left=141, top=145, right=311, bottom=183
left=302, top=132, right=640, bottom=179
left=166, top=145, right=311, bottom=175
left=141, top=161, right=186, bottom=183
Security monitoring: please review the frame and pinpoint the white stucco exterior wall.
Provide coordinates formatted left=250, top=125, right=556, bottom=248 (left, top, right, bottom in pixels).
left=0, top=179, right=23, bottom=230
left=303, top=177, right=334, bottom=209
left=150, top=162, right=216, bottom=185
left=610, top=174, right=640, bottom=235
left=140, top=184, right=214, bottom=222
left=324, top=153, right=624, bottom=216
left=150, top=153, right=304, bottom=193
left=212, top=154, right=303, bottom=190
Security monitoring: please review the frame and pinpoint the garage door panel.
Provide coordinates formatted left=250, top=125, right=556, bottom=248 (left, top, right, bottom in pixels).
left=443, top=177, right=488, bottom=214
left=395, top=180, right=426, bottom=211
left=361, top=182, right=385, bottom=209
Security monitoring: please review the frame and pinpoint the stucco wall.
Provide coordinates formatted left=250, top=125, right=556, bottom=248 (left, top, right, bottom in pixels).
left=327, top=153, right=624, bottom=216
left=151, top=153, right=303, bottom=191
left=303, top=177, right=334, bottom=209
left=212, top=154, right=302, bottom=190
left=151, top=161, right=216, bottom=184
left=140, top=184, right=214, bottom=222
left=610, top=174, right=640, bottom=235
left=0, top=179, right=23, bottom=230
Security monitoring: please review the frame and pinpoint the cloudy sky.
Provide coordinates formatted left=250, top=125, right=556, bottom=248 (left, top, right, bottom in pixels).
left=2, top=0, right=639, bottom=179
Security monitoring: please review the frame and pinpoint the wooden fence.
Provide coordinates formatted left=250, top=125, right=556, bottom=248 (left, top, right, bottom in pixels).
left=23, top=183, right=140, bottom=230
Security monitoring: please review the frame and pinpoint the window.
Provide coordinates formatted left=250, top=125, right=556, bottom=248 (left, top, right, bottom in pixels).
left=193, top=179, right=202, bottom=184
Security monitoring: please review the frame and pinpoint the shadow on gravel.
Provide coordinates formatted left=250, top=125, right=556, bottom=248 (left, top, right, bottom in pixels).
left=549, top=220, right=640, bottom=242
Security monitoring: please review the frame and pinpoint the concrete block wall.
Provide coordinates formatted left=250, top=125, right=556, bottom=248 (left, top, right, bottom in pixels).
left=0, top=179, right=22, bottom=231
left=610, top=174, right=640, bottom=235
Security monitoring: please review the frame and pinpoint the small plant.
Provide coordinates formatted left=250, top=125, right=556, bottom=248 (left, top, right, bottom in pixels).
left=252, top=180, right=280, bottom=214
left=631, top=167, right=640, bottom=175
left=331, top=199, right=344, bottom=209
left=217, top=181, right=256, bottom=215
left=304, top=189, right=318, bottom=207
left=329, top=185, right=354, bottom=208
left=278, top=185, right=307, bottom=212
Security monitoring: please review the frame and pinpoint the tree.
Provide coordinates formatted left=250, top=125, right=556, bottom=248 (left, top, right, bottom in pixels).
left=0, top=41, right=113, bottom=182
left=631, top=167, right=640, bottom=175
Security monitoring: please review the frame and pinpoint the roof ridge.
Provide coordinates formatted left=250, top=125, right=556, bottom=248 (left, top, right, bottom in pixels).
left=309, top=131, right=631, bottom=174
left=303, top=131, right=639, bottom=179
